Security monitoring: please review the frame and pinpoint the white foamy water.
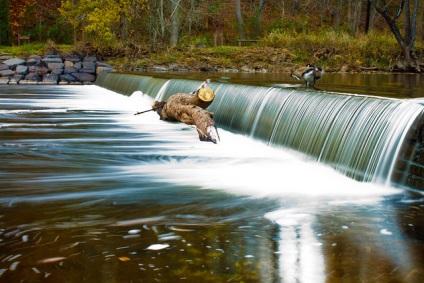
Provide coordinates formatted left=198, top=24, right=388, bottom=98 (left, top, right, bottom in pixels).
left=109, top=89, right=401, bottom=201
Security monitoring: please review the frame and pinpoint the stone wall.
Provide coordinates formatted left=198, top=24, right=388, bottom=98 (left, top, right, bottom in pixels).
left=0, top=52, right=115, bottom=85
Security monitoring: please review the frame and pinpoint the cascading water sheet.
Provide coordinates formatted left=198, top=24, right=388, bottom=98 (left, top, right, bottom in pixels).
left=96, top=72, right=424, bottom=189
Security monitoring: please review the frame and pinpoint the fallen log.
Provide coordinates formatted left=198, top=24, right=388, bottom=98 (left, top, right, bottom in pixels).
left=152, top=85, right=220, bottom=143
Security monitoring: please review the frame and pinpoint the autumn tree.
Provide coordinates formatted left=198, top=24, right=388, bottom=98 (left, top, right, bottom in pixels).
left=0, top=0, right=13, bottom=45
left=370, top=0, right=421, bottom=71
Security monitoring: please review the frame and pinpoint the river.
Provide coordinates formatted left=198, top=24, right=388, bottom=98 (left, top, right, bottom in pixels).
left=0, top=72, right=423, bottom=282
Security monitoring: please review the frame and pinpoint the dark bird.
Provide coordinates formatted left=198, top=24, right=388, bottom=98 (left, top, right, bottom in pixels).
left=291, top=65, right=323, bottom=88
left=191, top=79, right=211, bottom=95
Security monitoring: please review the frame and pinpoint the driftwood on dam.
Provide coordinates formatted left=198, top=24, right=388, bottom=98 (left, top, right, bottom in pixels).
left=152, top=85, right=220, bottom=143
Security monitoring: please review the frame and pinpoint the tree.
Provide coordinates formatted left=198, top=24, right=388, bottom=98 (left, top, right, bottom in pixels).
left=0, top=0, right=12, bottom=45
left=234, top=0, right=245, bottom=38
left=170, top=0, right=179, bottom=47
left=370, top=0, right=421, bottom=72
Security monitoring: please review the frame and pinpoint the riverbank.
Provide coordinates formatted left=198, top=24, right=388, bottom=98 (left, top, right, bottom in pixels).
left=1, top=37, right=423, bottom=83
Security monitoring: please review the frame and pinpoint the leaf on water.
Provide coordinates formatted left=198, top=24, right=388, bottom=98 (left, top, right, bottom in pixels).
left=118, top=257, right=131, bottom=262
left=38, top=257, right=66, bottom=264
left=146, top=244, right=170, bottom=251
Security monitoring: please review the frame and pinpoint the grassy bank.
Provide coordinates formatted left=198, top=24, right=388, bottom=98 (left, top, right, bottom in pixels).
left=1, top=30, right=422, bottom=73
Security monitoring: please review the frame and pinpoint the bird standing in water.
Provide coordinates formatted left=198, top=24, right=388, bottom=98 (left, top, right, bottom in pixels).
left=291, top=65, right=323, bottom=89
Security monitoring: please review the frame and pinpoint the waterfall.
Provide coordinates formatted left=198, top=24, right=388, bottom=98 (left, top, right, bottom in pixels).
left=96, top=72, right=424, bottom=191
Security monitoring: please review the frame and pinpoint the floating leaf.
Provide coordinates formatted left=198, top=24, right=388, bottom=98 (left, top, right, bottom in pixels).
left=118, top=257, right=131, bottom=262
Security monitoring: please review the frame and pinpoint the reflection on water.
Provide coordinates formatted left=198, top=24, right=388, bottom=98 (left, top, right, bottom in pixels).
left=135, top=71, right=424, bottom=99
left=0, top=85, right=423, bottom=282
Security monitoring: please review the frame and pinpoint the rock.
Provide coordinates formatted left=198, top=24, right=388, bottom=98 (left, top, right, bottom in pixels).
left=26, top=59, right=41, bottom=66
left=64, top=67, right=77, bottom=74
left=42, top=73, right=59, bottom=84
left=96, top=66, right=115, bottom=74
left=51, top=68, right=64, bottom=75
left=29, top=55, right=42, bottom=60
left=9, top=74, right=23, bottom=84
left=80, top=61, right=96, bottom=73
left=64, top=55, right=82, bottom=63
left=0, top=55, right=13, bottom=61
left=71, top=72, right=96, bottom=82
left=0, top=77, right=10, bottom=84
left=84, top=55, right=97, bottom=62
left=0, top=69, right=15, bottom=76
left=16, top=65, right=28, bottom=75
left=60, top=74, right=76, bottom=83
left=3, top=58, right=26, bottom=68
left=28, top=66, right=49, bottom=76
left=74, top=62, right=82, bottom=69
left=42, top=57, right=63, bottom=64
left=64, top=61, right=74, bottom=67
left=153, top=65, right=168, bottom=72
left=25, top=72, right=42, bottom=82
left=0, top=64, right=9, bottom=71
left=19, top=80, right=39, bottom=85
left=47, top=62, right=64, bottom=70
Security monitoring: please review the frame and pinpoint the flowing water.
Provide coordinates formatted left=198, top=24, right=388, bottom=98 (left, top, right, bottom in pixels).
left=0, top=72, right=424, bottom=282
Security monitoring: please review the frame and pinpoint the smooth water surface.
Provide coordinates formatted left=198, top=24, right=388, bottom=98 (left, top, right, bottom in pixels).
left=0, top=85, right=423, bottom=282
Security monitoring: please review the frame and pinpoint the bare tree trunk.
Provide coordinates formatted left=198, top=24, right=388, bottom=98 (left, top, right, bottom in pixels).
left=152, top=89, right=220, bottom=143
left=170, top=0, right=179, bottom=47
left=235, top=0, right=245, bottom=38
left=371, top=0, right=421, bottom=71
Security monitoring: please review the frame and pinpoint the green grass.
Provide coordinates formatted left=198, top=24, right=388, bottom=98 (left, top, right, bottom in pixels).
left=0, top=43, right=74, bottom=57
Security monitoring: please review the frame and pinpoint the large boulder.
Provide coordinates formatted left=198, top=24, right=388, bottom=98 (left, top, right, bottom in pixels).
left=3, top=58, right=26, bottom=69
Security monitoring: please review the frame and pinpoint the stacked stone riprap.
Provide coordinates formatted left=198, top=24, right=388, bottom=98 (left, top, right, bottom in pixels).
left=0, top=52, right=115, bottom=85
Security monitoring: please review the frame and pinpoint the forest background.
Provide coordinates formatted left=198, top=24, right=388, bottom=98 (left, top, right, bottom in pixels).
left=0, top=0, right=423, bottom=73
